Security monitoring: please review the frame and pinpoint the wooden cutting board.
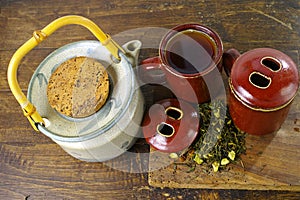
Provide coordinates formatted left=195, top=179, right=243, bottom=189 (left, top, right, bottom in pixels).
left=148, top=87, right=300, bottom=191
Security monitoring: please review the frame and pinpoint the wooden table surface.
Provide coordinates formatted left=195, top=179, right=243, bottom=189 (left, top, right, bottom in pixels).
left=1, top=0, right=299, bottom=199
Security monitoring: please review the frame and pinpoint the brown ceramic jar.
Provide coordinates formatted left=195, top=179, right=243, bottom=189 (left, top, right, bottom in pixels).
left=223, top=48, right=299, bottom=135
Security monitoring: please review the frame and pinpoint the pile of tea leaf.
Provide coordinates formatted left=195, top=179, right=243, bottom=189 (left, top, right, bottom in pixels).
left=178, top=100, right=246, bottom=172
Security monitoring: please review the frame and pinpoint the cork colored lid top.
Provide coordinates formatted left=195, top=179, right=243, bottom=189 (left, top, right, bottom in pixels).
left=230, top=48, right=299, bottom=109
left=47, top=56, right=110, bottom=118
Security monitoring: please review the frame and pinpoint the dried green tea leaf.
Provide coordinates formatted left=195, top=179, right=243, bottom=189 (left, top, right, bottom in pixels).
left=180, top=100, right=246, bottom=173
left=194, top=154, right=204, bottom=165
left=221, top=158, right=230, bottom=165
left=169, top=153, right=179, bottom=159
left=212, top=161, right=220, bottom=172
left=228, top=150, right=236, bottom=161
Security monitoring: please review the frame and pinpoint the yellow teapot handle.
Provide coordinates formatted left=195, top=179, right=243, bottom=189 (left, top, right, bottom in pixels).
left=7, top=15, right=124, bottom=131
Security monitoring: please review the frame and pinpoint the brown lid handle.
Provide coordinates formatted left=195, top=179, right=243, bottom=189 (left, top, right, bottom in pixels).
left=223, top=48, right=241, bottom=76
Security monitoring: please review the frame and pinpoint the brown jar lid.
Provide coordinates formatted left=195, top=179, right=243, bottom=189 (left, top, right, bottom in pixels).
left=230, top=48, right=299, bottom=110
left=142, top=99, right=199, bottom=153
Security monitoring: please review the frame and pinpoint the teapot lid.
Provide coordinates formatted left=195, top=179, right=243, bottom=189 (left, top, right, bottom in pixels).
left=230, top=48, right=299, bottom=110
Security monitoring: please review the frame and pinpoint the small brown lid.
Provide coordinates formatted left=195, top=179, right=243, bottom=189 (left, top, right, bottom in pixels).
left=142, top=99, right=199, bottom=153
left=230, top=48, right=299, bottom=109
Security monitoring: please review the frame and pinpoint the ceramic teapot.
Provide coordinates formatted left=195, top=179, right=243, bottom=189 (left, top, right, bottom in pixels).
left=7, top=15, right=144, bottom=162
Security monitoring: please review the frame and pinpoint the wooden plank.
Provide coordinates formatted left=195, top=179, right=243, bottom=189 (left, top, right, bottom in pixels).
left=0, top=131, right=148, bottom=200
left=148, top=66, right=300, bottom=191
left=1, top=49, right=55, bottom=90
left=0, top=91, right=56, bottom=144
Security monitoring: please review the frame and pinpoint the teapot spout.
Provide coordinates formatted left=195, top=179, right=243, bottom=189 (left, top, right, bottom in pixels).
left=122, top=40, right=142, bottom=68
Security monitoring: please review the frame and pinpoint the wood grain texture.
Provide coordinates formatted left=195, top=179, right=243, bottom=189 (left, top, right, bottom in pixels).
left=1, top=0, right=300, bottom=199
left=149, top=88, right=300, bottom=190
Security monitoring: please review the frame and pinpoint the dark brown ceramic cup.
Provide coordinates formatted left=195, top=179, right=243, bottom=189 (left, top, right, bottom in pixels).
left=140, top=24, right=223, bottom=103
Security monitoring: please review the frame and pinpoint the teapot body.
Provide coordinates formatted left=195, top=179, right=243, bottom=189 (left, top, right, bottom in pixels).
left=28, top=40, right=144, bottom=161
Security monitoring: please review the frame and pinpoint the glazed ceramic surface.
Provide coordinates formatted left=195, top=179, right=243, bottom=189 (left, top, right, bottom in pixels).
left=28, top=40, right=145, bottom=161
left=141, top=24, right=223, bottom=103
left=225, top=48, right=299, bottom=135
left=142, top=99, right=199, bottom=153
